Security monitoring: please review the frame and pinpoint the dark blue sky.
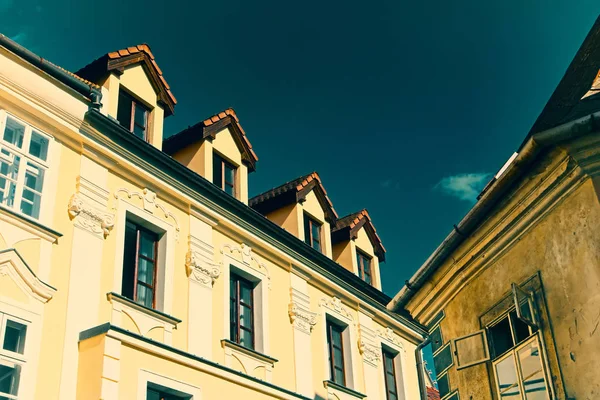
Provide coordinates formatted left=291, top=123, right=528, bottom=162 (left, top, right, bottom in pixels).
left=3, top=1, right=600, bottom=296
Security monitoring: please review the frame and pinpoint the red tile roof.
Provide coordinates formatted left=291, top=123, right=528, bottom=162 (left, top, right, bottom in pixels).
left=332, top=209, right=386, bottom=261
left=249, top=172, right=339, bottom=223
left=76, top=44, right=176, bottom=116
left=163, top=108, right=258, bottom=172
left=427, top=386, right=441, bottom=400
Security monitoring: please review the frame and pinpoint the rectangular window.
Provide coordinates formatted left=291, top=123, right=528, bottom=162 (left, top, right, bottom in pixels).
left=230, top=274, right=255, bottom=349
left=304, top=214, right=322, bottom=252
left=0, top=313, right=28, bottom=400
left=122, top=220, right=159, bottom=309
left=383, top=349, right=399, bottom=400
left=117, top=90, right=149, bottom=141
left=356, top=250, right=372, bottom=285
left=326, top=320, right=346, bottom=386
left=213, top=153, right=236, bottom=197
left=0, top=113, right=50, bottom=220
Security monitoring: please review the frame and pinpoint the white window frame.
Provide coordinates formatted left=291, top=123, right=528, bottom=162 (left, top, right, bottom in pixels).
left=0, top=308, right=36, bottom=400
left=222, top=253, right=269, bottom=354
left=112, top=199, right=175, bottom=315
left=137, top=369, right=201, bottom=400
left=0, top=110, right=53, bottom=222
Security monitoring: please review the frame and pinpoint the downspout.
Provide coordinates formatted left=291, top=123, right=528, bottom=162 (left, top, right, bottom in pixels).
left=0, top=34, right=102, bottom=108
left=415, top=336, right=431, bottom=400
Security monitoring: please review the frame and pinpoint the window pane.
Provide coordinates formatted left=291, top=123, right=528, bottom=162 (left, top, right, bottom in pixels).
left=137, top=257, right=155, bottom=285
left=117, top=91, right=133, bottom=131
left=29, top=131, right=49, bottom=161
left=240, top=328, right=253, bottom=349
left=511, top=311, right=531, bottom=345
left=224, top=164, right=235, bottom=185
left=146, top=388, right=161, bottom=400
left=21, top=162, right=44, bottom=219
left=136, top=284, right=153, bottom=308
left=240, top=304, right=252, bottom=329
left=333, top=346, right=343, bottom=368
left=311, top=223, right=321, bottom=251
left=303, top=216, right=311, bottom=245
left=3, top=117, right=25, bottom=148
left=133, top=124, right=146, bottom=140
left=240, top=283, right=252, bottom=305
left=496, top=354, right=520, bottom=398
left=139, top=231, right=156, bottom=259
left=518, top=340, right=548, bottom=400
left=333, top=368, right=345, bottom=385
left=3, top=320, right=27, bottom=354
left=0, top=150, right=19, bottom=208
left=489, top=316, right=514, bottom=358
left=224, top=183, right=235, bottom=196
left=134, top=104, right=147, bottom=128
left=0, top=363, right=20, bottom=396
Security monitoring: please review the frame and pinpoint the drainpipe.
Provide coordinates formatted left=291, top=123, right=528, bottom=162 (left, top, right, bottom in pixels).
left=415, top=336, right=431, bottom=400
left=0, top=34, right=102, bottom=109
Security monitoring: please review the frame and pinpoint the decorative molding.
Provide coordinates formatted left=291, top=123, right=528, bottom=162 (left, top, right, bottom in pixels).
left=288, top=302, right=318, bottom=334
left=377, top=327, right=405, bottom=351
left=221, top=243, right=271, bottom=288
left=358, top=339, right=381, bottom=366
left=0, top=249, right=56, bottom=303
left=185, top=250, right=221, bottom=286
left=319, top=296, right=355, bottom=324
left=114, top=188, right=180, bottom=239
left=68, top=193, right=115, bottom=238
left=221, top=339, right=277, bottom=383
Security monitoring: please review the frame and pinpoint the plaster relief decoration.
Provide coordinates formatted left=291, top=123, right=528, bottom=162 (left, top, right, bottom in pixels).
left=377, top=327, right=405, bottom=351
left=221, top=243, right=271, bottom=288
left=185, top=250, right=221, bottom=286
left=289, top=287, right=318, bottom=333
left=114, top=188, right=180, bottom=240
left=357, top=324, right=381, bottom=367
left=0, top=249, right=56, bottom=304
left=68, top=193, right=115, bottom=238
left=319, top=296, right=355, bottom=324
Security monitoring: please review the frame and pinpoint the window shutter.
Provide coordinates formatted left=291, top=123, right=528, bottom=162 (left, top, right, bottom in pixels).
left=451, top=329, right=490, bottom=370
left=512, top=283, right=537, bottom=328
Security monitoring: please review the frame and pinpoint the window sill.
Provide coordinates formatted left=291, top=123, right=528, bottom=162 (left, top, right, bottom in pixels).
left=323, top=380, right=366, bottom=400
left=221, top=339, right=277, bottom=382
left=0, top=204, right=62, bottom=243
left=106, top=292, right=181, bottom=344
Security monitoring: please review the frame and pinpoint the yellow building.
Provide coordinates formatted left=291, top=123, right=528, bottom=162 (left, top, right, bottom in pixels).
left=0, top=35, right=426, bottom=399
left=389, top=16, right=600, bottom=400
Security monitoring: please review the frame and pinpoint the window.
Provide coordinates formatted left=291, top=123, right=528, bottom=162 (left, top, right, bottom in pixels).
left=122, top=220, right=159, bottom=309
left=383, top=349, right=399, bottom=400
left=326, top=320, right=346, bottom=386
left=0, top=313, right=28, bottom=400
left=147, top=385, right=191, bottom=400
left=213, top=153, right=236, bottom=197
left=356, top=250, right=372, bottom=284
left=117, top=90, right=150, bottom=141
left=304, top=214, right=322, bottom=252
left=230, top=274, right=255, bottom=349
left=0, top=113, right=50, bottom=220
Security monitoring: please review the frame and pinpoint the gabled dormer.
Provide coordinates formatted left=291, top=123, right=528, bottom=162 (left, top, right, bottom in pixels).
left=162, top=109, right=257, bottom=204
left=249, top=172, right=338, bottom=258
left=331, top=210, right=386, bottom=290
left=76, top=44, right=176, bottom=150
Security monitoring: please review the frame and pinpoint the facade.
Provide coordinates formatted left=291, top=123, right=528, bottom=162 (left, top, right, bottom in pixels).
left=0, top=34, right=427, bottom=400
left=390, top=16, right=600, bottom=400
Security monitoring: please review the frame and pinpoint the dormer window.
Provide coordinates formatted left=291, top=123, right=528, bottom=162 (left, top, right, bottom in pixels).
left=304, top=213, right=322, bottom=252
left=356, top=250, right=372, bottom=285
left=117, top=90, right=150, bottom=141
left=213, top=153, right=236, bottom=197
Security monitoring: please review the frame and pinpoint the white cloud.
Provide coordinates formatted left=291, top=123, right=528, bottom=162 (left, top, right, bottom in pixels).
left=434, top=172, right=492, bottom=202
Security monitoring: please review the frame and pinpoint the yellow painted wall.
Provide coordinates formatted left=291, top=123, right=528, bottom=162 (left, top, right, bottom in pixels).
left=332, top=240, right=354, bottom=273
left=76, top=335, right=104, bottom=400
left=265, top=203, right=298, bottom=236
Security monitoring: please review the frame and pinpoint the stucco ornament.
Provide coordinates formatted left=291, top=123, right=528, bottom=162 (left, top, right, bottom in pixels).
left=319, top=296, right=354, bottom=324
left=358, top=338, right=381, bottom=365
left=377, top=327, right=404, bottom=350
left=221, top=243, right=271, bottom=288
left=185, top=250, right=221, bottom=286
left=68, top=193, right=115, bottom=238
left=114, top=188, right=180, bottom=239
left=288, top=302, right=318, bottom=333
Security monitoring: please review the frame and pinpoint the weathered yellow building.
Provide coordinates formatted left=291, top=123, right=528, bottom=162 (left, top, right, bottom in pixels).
left=0, top=34, right=427, bottom=399
left=390, top=16, right=600, bottom=400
